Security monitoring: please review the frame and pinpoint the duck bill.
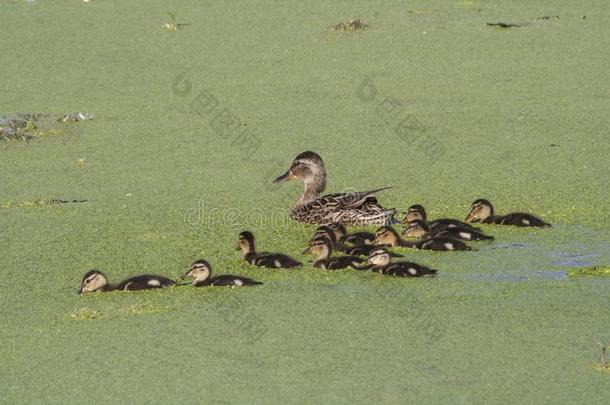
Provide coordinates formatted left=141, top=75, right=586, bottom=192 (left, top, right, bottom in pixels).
left=181, top=271, right=193, bottom=279
left=273, top=170, right=295, bottom=184
left=302, top=247, right=312, bottom=254
left=465, top=211, right=477, bottom=223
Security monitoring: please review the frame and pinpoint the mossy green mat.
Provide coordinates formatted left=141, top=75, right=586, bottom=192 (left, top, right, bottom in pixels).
left=1, top=0, right=609, bottom=403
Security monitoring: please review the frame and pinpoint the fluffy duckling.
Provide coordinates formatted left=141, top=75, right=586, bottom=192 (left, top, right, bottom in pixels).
left=374, top=226, right=473, bottom=251
left=79, top=270, right=175, bottom=293
left=303, top=237, right=365, bottom=270
left=365, top=248, right=437, bottom=277
left=237, top=231, right=302, bottom=268
left=465, top=199, right=551, bottom=227
left=402, top=204, right=480, bottom=233
left=402, top=220, right=493, bottom=241
left=182, top=260, right=262, bottom=287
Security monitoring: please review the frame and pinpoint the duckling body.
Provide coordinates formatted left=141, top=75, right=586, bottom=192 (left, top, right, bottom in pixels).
left=465, top=199, right=551, bottom=227
left=403, top=204, right=480, bottom=233
left=304, top=237, right=364, bottom=270
left=183, top=260, right=262, bottom=287
left=375, top=226, right=473, bottom=251
left=366, top=248, right=437, bottom=277
left=402, top=220, right=493, bottom=241
left=79, top=270, right=175, bottom=293
left=273, top=151, right=396, bottom=225
left=238, top=231, right=302, bottom=268
left=344, top=232, right=376, bottom=245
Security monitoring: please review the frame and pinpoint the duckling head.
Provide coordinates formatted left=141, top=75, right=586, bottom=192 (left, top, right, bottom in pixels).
left=402, top=204, right=426, bottom=224
left=310, top=226, right=337, bottom=244
left=366, top=248, right=392, bottom=267
left=273, top=151, right=327, bottom=190
left=80, top=270, right=109, bottom=293
left=237, top=231, right=256, bottom=254
left=402, top=219, right=430, bottom=239
left=374, top=226, right=400, bottom=247
left=465, top=199, right=493, bottom=223
left=183, top=260, right=212, bottom=283
left=328, top=222, right=347, bottom=241
left=302, top=236, right=332, bottom=258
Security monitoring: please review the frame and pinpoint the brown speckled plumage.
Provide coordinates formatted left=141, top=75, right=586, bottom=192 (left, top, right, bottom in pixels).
left=273, top=151, right=396, bottom=225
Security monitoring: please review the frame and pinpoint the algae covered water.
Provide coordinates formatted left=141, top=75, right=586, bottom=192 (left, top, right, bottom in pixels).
left=1, top=1, right=609, bottom=403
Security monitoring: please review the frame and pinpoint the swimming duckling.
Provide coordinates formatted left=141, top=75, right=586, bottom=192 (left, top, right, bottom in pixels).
left=237, top=231, right=302, bottom=268
left=402, top=204, right=480, bottom=233
left=365, top=248, right=437, bottom=277
left=465, top=199, right=551, bottom=227
left=402, top=220, right=493, bottom=241
left=182, top=260, right=262, bottom=287
left=273, top=151, right=396, bottom=225
left=303, top=237, right=365, bottom=270
left=79, top=270, right=175, bottom=293
left=374, top=226, right=473, bottom=251
left=327, top=222, right=376, bottom=245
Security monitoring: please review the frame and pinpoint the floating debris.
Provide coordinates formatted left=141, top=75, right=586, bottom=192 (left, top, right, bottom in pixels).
left=330, top=19, right=368, bottom=32
left=1, top=112, right=93, bottom=142
left=58, top=112, right=94, bottom=122
left=486, top=22, right=529, bottom=28
left=162, top=12, right=189, bottom=30
left=568, top=265, right=610, bottom=277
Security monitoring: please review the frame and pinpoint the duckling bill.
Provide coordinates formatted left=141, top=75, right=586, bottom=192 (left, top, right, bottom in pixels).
left=183, top=260, right=262, bottom=287
left=237, top=231, right=302, bottom=268
left=465, top=199, right=551, bottom=227
left=79, top=270, right=175, bottom=293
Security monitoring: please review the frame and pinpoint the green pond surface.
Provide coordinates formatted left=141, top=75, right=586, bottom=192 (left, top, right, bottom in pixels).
left=1, top=0, right=609, bottom=403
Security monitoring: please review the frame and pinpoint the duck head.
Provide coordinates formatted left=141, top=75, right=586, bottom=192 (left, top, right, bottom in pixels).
left=273, top=151, right=327, bottom=204
left=80, top=270, right=109, bottom=293
left=401, top=204, right=427, bottom=224
left=237, top=231, right=256, bottom=254
left=302, top=236, right=332, bottom=258
left=465, top=199, right=493, bottom=223
left=401, top=219, right=430, bottom=239
left=182, top=260, right=212, bottom=284
left=366, top=247, right=392, bottom=268
left=374, top=226, right=401, bottom=247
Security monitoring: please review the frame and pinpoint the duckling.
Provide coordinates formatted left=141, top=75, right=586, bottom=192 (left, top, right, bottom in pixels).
left=402, top=220, right=493, bottom=241
left=303, top=237, right=365, bottom=270
left=273, top=151, right=396, bottom=225
left=465, top=199, right=551, bottom=227
left=311, top=226, right=402, bottom=257
left=365, top=248, right=437, bottom=277
left=327, top=222, right=376, bottom=245
left=374, top=226, right=473, bottom=251
left=402, top=204, right=480, bottom=233
left=237, top=231, right=302, bottom=268
left=182, top=260, right=262, bottom=287
left=79, top=270, right=175, bottom=293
